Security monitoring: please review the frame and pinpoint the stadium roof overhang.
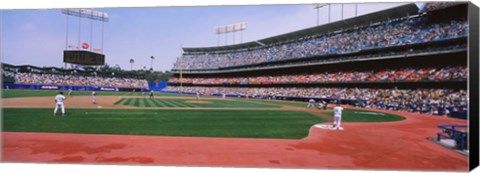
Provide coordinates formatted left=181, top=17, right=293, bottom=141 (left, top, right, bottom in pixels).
left=183, top=3, right=419, bottom=53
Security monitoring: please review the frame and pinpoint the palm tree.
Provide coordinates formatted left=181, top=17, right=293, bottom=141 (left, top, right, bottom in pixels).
left=150, top=56, right=155, bottom=71
left=129, top=59, right=135, bottom=70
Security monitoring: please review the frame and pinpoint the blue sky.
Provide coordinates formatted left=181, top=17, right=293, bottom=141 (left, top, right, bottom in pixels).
left=1, top=3, right=407, bottom=71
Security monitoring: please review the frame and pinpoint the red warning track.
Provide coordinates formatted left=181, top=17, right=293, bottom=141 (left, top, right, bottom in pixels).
left=2, top=107, right=468, bottom=171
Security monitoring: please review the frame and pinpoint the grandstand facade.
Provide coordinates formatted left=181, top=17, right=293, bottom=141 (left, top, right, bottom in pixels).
left=165, top=3, right=469, bottom=119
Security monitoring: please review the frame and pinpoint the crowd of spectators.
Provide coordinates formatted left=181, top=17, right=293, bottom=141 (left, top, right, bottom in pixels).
left=173, top=15, right=468, bottom=70
left=172, top=43, right=467, bottom=73
left=4, top=71, right=148, bottom=88
left=169, top=66, right=467, bottom=84
left=421, top=2, right=462, bottom=12
left=163, top=86, right=467, bottom=116
left=3, top=71, right=15, bottom=78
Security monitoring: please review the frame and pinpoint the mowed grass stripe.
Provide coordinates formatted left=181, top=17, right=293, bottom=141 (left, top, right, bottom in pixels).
left=134, top=98, right=142, bottom=107
left=169, top=100, right=190, bottom=107
left=128, top=98, right=138, bottom=106
left=144, top=99, right=156, bottom=107
left=130, top=98, right=136, bottom=106
left=168, top=99, right=198, bottom=107
left=116, top=98, right=275, bottom=108
left=151, top=99, right=167, bottom=107
left=176, top=101, right=197, bottom=108
left=115, top=98, right=129, bottom=105
left=161, top=100, right=179, bottom=107
left=138, top=98, right=146, bottom=107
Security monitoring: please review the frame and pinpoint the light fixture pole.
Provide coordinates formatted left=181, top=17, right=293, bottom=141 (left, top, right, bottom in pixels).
left=313, top=4, right=328, bottom=26
left=150, top=56, right=155, bottom=70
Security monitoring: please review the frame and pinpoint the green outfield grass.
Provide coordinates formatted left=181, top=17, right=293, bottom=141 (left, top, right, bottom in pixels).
left=3, top=108, right=324, bottom=139
left=239, top=99, right=310, bottom=108
left=327, top=109, right=405, bottom=122
left=2, top=89, right=405, bottom=139
left=1, top=89, right=175, bottom=98
left=115, top=98, right=280, bottom=108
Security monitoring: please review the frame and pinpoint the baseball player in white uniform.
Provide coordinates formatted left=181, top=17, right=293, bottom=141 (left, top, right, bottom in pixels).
left=307, top=99, right=315, bottom=108
left=222, top=93, right=226, bottom=99
left=92, top=91, right=97, bottom=104
left=68, top=88, right=73, bottom=97
left=333, top=103, right=344, bottom=130
left=196, top=92, right=201, bottom=100
left=53, top=92, right=66, bottom=116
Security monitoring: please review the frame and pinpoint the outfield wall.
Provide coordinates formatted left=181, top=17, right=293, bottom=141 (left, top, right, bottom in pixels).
left=148, top=82, right=168, bottom=91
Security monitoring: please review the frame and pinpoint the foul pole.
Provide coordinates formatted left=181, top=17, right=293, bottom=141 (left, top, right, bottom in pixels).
left=179, top=56, right=183, bottom=95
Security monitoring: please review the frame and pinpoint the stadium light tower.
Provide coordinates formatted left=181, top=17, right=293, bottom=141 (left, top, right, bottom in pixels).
left=215, top=22, right=246, bottom=46
left=355, top=3, right=358, bottom=17
left=341, top=4, right=344, bottom=20
left=150, top=56, right=155, bottom=71
left=62, top=9, right=109, bottom=66
left=313, top=4, right=328, bottom=26
left=129, top=59, right=135, bottom=70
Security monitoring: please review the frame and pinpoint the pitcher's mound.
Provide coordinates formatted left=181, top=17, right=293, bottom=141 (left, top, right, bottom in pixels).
left=185, top=100, right=212, bottom=104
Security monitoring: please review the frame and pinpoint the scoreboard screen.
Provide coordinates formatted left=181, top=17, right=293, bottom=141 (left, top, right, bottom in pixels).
left=63, top=50, right=105, bottom=65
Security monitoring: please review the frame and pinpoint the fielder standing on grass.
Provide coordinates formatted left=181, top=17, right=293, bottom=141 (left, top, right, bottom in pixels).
left=307, top=98, right=315, bottom=108
left=149, top=90, right=154, bottom=99
left=68, top=88, right=73, bottom=97
left=53, top=91, right=66, bottom=116
left=333, top=102, right=344, bottom=130
left=196, top=92, right=201, bottom=100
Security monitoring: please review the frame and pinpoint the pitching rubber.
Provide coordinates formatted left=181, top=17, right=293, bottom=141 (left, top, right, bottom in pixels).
left=314, top=124, right=344, bottom=130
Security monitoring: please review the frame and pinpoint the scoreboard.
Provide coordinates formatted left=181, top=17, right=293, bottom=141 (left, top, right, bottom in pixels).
left=63, top=50, right=105, bottom=65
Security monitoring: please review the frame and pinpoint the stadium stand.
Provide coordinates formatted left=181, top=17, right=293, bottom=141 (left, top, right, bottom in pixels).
left=2, top=65, right=148, bottom=89
left=173, top=13, right=467, bottom=70
left=420, top=2, right=465, bottom=12
left=165, top=3, right=469, bottom=119
left=168, top=66, right=467, bottom=85
left=10, top=72, right=148, bottom=88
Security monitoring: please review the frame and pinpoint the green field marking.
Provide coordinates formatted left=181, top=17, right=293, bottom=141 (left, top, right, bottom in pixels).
left=326, top=109, right=405, bottom=122
left=3, top=108, right=325, bottom=139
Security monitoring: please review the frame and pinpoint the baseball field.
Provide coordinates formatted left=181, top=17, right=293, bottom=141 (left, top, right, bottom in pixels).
left=1, top=89, right=469, bottom=171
